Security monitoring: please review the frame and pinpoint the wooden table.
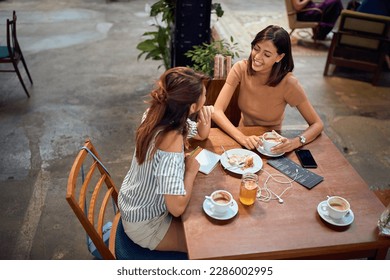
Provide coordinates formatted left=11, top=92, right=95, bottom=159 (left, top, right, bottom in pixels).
left=183, top=127, right=390, bottom=260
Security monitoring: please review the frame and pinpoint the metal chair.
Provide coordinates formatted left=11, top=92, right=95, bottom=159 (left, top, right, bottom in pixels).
left=0, top=11, right=33, bottom=98
left=66, top=138, right=187, bottom=260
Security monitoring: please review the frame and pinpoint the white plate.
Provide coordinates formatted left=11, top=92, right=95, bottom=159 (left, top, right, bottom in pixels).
left=317, top=200, right=354, bottom=226
left=203, top=198, right=238, bottom=220
left=257, top=145, right=285, bottom=157
left=220, top=148, right=263, bottom=175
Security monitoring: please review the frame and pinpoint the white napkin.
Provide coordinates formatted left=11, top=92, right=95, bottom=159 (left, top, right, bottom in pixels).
left=195, top=149, right=221, bottom=174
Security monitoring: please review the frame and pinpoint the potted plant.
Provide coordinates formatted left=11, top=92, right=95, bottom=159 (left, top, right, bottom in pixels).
left=184, top=36, right=241, bottom=77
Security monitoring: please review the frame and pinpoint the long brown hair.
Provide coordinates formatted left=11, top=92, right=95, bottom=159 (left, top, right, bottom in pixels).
left=135, top=67, right=209, bottom=164
left=247, top=25, right=294, bottom=86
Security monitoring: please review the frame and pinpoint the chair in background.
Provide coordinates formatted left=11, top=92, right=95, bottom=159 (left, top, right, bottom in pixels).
left=206, top=79, right=241, bottom=128
left=284, top=0, right=321, bottom=39
left=66, top=138, right=187, bottom=260
left=323, top=10, right=390, bottom=85
left=0, top=10, right=33, bottom=98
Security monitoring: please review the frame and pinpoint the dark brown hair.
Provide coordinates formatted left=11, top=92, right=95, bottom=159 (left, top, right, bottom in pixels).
left=247, top=25, right=294, bottom=86
left=136, top=67, right=209, bottom=164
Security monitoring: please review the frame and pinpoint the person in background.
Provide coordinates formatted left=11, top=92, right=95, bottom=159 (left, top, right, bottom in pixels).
left=357, top=0, right=390, bottom=16
left=292, top=0, right=344, bottom=40
left=212, top=25, right=323, bottom=154
left=119, top=67, right=213, bottom=252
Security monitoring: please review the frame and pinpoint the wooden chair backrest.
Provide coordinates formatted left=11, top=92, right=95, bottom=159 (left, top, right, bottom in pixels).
left=206, top=79, right=241, bottom=127
left=66, top=139, right=118, bottom=260
left=336, top=10, right=390, bottom=50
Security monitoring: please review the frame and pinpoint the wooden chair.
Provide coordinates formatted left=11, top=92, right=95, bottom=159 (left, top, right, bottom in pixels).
left=284, top=0, right=321, bottom=38
left=323, top=10, right=390, bottom=85
left=206, top=79, right=241, bottom=128
left=0, top=11, right=33, bottom=97
left=66, top=139, right=187, bottom=260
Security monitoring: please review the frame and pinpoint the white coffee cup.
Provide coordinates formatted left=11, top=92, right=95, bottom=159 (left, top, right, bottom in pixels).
left=206, top=190, right=234, bottom=216
left=326, top=196, right=350, bottom=220
left=260, top=132, right=282, bottom=154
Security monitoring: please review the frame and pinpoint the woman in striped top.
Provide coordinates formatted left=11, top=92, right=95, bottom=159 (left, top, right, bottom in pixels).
left=119, top=67, right=213, bottom=252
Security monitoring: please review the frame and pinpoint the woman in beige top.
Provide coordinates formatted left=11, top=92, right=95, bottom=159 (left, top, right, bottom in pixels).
left=213, top=25, right=323, bottom=154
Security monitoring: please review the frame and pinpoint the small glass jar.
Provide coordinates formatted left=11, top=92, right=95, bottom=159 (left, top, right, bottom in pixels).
left=239, top=173, right=259, bottom=206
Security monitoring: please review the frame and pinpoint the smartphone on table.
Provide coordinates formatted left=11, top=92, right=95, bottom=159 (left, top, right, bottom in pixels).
left=295, top=149, right=318, bottom=168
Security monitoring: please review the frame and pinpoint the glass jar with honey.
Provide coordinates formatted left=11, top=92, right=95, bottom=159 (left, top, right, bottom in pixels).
left=239, top=173, right=259, bottom=206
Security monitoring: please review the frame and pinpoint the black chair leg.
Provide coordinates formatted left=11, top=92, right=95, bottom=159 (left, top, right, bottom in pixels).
left=13, top=62, right=30, bottom=98
left=21, top=54, right=33, bottom=85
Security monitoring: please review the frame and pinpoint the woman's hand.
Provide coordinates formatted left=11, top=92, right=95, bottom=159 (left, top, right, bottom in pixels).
left=269, top=137, right=299, bottom=154
left=185, top=153, right=200, bottom=176
left=194, top=105, right=214, bottom=140
left=197, top=105, right=214, bottom=126
left=258, top=131, right=298, bottom=154
left=239, top=135, right=261, bottom=150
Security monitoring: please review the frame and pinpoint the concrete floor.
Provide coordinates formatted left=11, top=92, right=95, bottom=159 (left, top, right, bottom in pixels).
left=0, top=0, right=389, bottom=260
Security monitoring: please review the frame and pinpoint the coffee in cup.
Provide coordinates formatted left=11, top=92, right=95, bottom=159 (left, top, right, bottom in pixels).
left=207, top=190, right=233, bottom=215
left=327, top=196, right=350, bottom=220
left=260, top=131, right=282, bottom=154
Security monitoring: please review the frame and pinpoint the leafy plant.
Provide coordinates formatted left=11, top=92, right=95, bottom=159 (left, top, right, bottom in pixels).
left=136, top=0, right=175, bottom=70
left=136, top=26, right=172, bottom=70
left=184, top=36, right=241, bottom=76
left=211, top=3, right=224, bottom=18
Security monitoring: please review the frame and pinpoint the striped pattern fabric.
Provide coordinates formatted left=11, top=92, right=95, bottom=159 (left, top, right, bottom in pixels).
left=118, top=115, right=198, bottom=223
left=119, top=148, right=185, bottom=222
left=186, top=118, right=198, bottom=138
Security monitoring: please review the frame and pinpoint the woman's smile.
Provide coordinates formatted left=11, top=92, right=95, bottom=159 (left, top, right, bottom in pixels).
left=252, top=58, right=264, bottom=69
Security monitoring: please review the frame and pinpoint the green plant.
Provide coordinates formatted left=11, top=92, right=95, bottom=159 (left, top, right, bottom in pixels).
left=211, top=3, right=224, bottom=18
left=136, top=0, right=175, bottom=70
left=136, top=0, right=226, bottom=70
left=184, top=36, right=241, bottom=76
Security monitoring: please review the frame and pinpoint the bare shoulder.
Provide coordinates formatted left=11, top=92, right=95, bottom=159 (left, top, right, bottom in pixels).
left=157, top=130, right=183, bottom=152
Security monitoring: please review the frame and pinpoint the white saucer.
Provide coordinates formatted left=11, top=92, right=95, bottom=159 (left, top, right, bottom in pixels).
left=317, top=200, right=354, bottom=226
left=257, top=146, right=285, bottom=157
left=203, top=199, right=238, bottom=220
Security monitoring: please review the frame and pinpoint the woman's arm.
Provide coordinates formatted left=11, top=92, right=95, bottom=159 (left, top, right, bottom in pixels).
left=296, top=100, right=324, bottom=144
left=192, top=105, right=214, bottom=140
left=158, top=131, right=199, bottom=217
left=292, top=0, right=311, bottom=11
left=213, top=83, right=260, bottom=150
left=271, top=100, right=324, bottom=154
left=164, top=154, right=199, bottom=217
